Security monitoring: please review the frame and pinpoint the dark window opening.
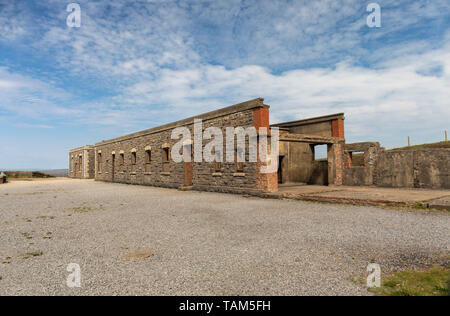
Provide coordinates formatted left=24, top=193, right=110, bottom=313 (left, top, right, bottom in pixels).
left=347, top=151, right=365, bottom=167
left=162, top=147, right=170, bottom=172
left=120, top=154, right=125, bottom=172
left=97, top=153, right=102, bottom=173
left=131, top=152, right=137, bottom=172
left=145, top=150, right=151, bottom=172
left=163, top=148, right=170, bottom=162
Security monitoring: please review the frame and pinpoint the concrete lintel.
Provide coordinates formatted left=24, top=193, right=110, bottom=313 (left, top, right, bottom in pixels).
left=271, top=113, right=344, bottom=128
left=345, top=142, right=380, bottom=152
left=69, top=145, right=94, bottom=153
left=279, top=133, right=342, bottom=144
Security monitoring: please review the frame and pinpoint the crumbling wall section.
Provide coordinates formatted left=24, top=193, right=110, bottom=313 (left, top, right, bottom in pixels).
left=343, top=142, right=382, bottom=186
left=376, top=149, right=450, bottom=189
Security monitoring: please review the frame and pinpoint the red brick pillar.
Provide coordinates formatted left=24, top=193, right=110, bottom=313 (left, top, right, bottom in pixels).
left=331, top=119, right=345, bottom=138
left=327, top=142, right=344, bottom=186
left=253, top=107, right=278, bottom=193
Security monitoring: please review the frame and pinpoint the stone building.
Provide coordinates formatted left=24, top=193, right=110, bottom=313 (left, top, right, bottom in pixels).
left=69, top=98, right=345, bottom=193
left=69, top=145, right=95, bottom=179
left=69, top=98, right=449, bottom=190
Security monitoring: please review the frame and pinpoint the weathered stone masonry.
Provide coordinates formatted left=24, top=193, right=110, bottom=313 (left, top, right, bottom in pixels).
left=343, top=142, right=450, bottom=189
left=69, top=98, right=345, bottom=193
left=69, top=97, right=448, bottom=191
left=93, top=99, right=279, bottom=194
left=69, top=145, right=95, bottom=179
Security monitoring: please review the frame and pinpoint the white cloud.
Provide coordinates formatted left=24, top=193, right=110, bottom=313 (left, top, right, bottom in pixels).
left=0, top=67, right=81, bottom=120
left=0, top=0, right=448, bottom=153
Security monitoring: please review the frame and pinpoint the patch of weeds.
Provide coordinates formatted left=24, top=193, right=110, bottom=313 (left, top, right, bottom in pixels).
left=24, top=251, right=43, bottom=259
left=23, top=191, right=44, bottom=195
left=43, top=232, right=52, bottom=239
left=123, top=250, right=154, bottom=261
left=2, top=256, right=11, bottom=264
left=66, top=205, right=103, bottom=214
left=21, top=232, right=33, bottom=240
left=36, top=216, right=55, bottom=220
left=369, top=265, right=450, bottom=296
left=411, top=203, right=429, bottom=210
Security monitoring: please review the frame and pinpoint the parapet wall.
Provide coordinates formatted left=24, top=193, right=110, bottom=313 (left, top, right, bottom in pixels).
left=343, top=144, right=450, bottom=189
left=376, top=148, right=450, bottom=189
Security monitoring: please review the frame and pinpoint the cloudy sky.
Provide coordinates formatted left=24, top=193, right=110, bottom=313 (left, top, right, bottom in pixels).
left=0, top=0, right=449, bottom=169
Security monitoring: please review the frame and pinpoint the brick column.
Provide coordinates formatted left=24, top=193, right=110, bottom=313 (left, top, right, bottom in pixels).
left=253, top=107, right=278, bottom=193
left=328, top=142, right=344, bottom=186
left=331, top=119, right=345, bottom=138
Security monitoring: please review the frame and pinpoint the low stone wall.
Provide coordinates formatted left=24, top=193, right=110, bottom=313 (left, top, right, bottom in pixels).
left=376, top=148, right=450, bottom=189
left=343, top=144, right=449, bottom=189
left=343, top=142, right=381, bottom=186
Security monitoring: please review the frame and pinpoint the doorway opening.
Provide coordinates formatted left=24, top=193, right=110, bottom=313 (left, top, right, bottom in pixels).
left=278, top=155, right=285, bottom=184
left=309, top=144, right=328, bottom=185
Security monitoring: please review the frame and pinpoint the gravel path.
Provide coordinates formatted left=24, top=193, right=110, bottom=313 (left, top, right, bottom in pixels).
left=0, top=179, right=448, bottom=296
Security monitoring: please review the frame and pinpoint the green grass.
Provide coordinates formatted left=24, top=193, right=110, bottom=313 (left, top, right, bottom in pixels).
left=389, top=141, right=450, bottom=151
left=24, top=251, right=43, bottom=259
left=369, top=266, right=450, bottom=296
left=66, top=205, right=103, bottom=214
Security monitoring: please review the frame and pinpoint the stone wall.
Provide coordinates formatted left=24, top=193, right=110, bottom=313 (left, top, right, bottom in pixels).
left=93, top=99, right=278, bottom=193
left=278, top=141, right=314, bottom=183
left=343, top=143, right=450, bottom=189
left=69, top=146, right=95, bottom=179
left=309, top=161, right=328, bottom=185
left=274, top=113, right=345, bottom=185
left=343, top=142, right=382, bottom=186
left=376, top=148, right=450, bottom=189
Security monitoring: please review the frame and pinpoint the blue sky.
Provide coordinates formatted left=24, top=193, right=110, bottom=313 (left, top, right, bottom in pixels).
left=0, top=0, right=449, bottom=169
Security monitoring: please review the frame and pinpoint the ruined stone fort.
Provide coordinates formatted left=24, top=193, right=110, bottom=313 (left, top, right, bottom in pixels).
left=69, top=98, right=449, bottom=192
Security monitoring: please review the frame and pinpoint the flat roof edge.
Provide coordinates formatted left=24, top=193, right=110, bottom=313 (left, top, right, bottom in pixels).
left=96, top=98, right=267, bottom=146
left=271, top=113, right=345, bottom=128
left=69, top=145, right=94, bottom=152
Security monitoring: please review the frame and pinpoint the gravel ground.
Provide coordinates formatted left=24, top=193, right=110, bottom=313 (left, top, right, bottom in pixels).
left=0, top=179, right=448, bottom=296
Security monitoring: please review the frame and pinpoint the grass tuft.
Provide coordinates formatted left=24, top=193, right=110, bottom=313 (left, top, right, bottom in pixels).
left=369, top=265, right=450, bottom=296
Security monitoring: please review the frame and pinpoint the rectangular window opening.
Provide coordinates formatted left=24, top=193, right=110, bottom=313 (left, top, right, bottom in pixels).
left=97, top=153, right=102, bottom=173
left=145, top=150, right=151, bottom=172
left=348, top=151, right=365, bottom=167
